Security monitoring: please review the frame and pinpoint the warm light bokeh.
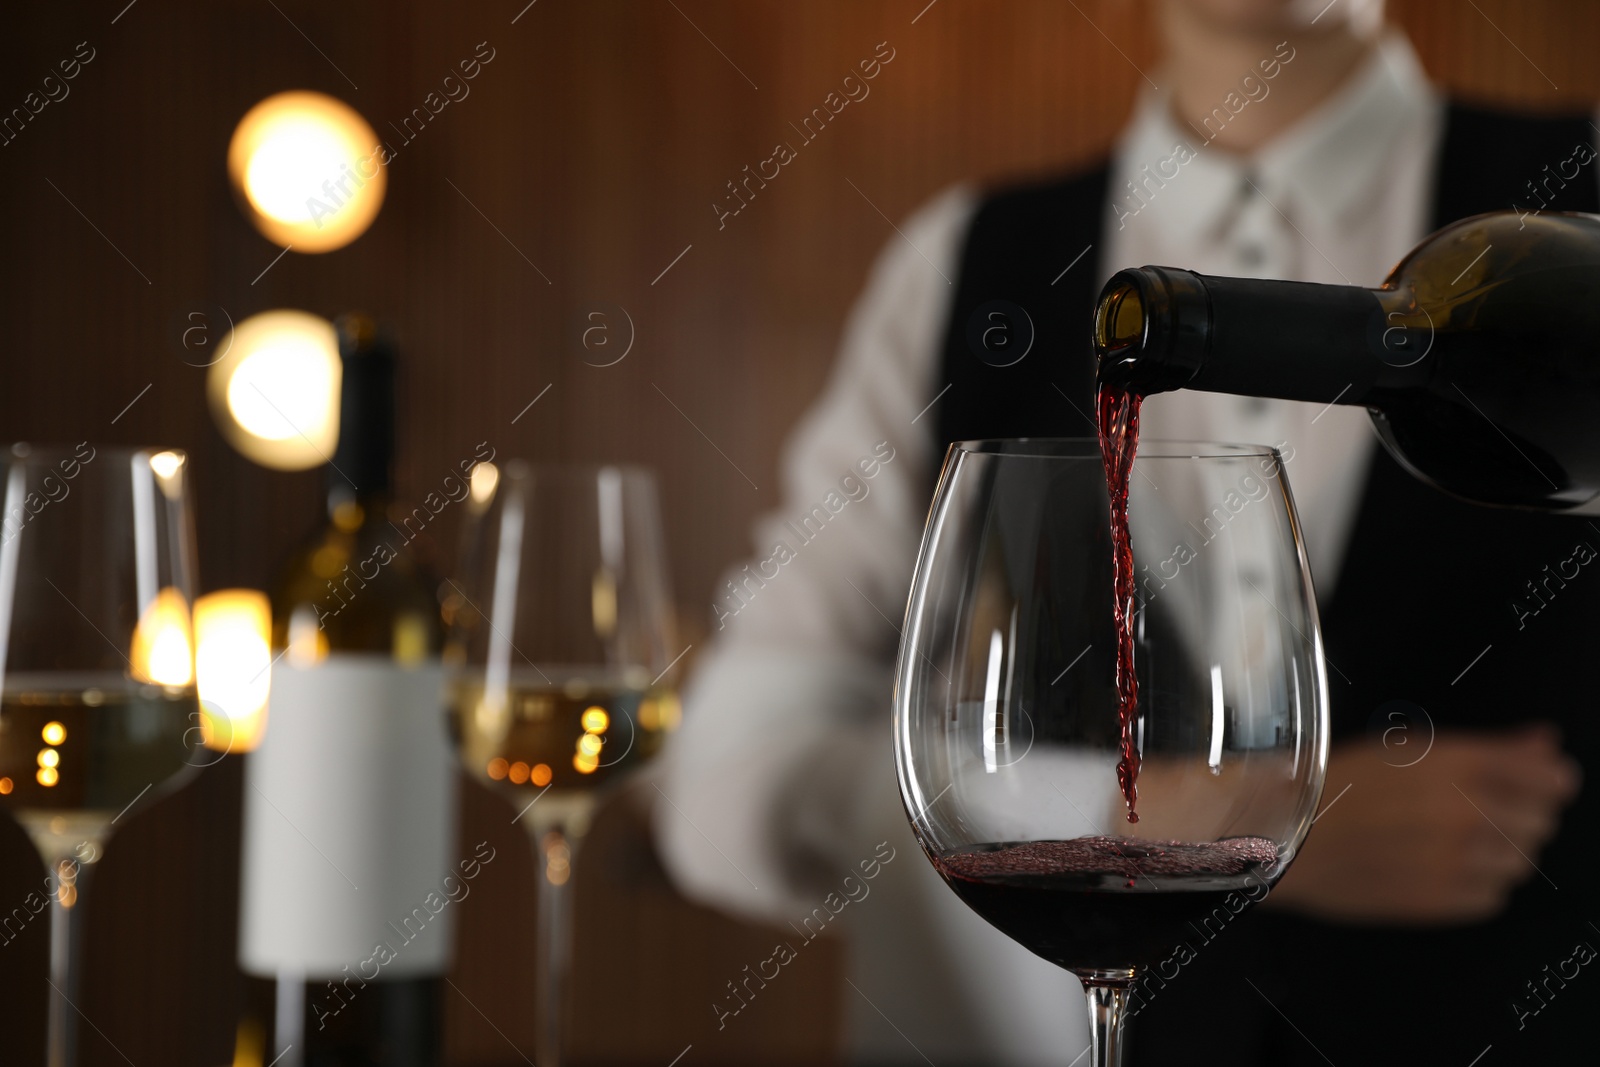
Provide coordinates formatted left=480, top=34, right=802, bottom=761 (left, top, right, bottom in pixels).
left=468, top=461, right=499, bottom=508
left=130, top=586, right=195, bottom=687
left=227, top=90, right=386, bottom=253
left=208, top=310, right=342, bottom=471
left=195, top=589, right=274, bottom=754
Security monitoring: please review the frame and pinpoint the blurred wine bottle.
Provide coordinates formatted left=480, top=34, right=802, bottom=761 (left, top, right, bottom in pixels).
left=1094, top=210, right=1600, bottom=512
left=234, top=315, right=454, bottom=1067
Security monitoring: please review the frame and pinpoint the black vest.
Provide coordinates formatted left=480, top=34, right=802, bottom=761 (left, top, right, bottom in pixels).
left=935, top=104, right=1600, bottom=1065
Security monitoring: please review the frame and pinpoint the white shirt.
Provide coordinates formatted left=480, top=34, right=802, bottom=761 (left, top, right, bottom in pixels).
left=657, top=34, right=1459, bottom=1064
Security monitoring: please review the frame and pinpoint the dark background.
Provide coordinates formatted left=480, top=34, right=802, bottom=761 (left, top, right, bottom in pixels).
left=0, top=1, right=1595, bottom=1063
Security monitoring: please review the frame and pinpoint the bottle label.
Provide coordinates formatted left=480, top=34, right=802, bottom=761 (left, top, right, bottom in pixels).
left=239, top=654, right=457, bottom=979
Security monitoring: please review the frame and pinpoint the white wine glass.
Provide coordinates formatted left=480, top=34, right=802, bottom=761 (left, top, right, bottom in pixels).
left=0, top=443, right=202, bottom=1067
left=892, top=439, right=1329, bottom=1066
left=446, top=461, right=680, bottom=1067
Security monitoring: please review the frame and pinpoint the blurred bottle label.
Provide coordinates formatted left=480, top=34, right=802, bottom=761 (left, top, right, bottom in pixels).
left=239, top=654, right=456, bottom=977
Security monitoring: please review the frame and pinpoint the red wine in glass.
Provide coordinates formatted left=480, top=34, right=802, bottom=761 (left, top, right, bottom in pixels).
left=933, top=837, right=1280, bottom=974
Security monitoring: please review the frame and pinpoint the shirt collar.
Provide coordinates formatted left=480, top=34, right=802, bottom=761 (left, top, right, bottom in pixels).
left=1111, top=32, right=1437, bottom=244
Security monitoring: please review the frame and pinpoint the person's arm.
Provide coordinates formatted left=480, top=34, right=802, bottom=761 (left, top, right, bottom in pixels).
left=654, top=185, right=976, bottom=922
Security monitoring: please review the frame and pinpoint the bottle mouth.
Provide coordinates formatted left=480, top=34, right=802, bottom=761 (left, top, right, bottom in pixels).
left=1092, top=266, right=1210, bottom=394
left=1094, top=280, right=1144, bottom=353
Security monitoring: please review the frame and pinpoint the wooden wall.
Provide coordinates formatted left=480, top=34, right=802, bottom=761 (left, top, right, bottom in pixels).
left=0, top=1, right=1595, bottom=1063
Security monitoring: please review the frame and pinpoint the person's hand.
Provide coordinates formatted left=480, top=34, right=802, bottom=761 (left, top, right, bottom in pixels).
left=1264, top=724, right=1581, bottom=925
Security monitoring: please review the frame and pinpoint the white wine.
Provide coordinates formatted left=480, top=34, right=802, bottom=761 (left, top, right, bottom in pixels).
left=452, top=671, right=679, bottom=799
left=0, top=674, right=198, bottom=854
left=444, top=459, right=680, bottom=1067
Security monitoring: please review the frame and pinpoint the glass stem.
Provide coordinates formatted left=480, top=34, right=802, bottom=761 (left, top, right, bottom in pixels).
left=1082, top=974, right=1133, bottom=1067
left=528, top=817, right=583, bottom=1067
left=46, top=856, right=91, bottom=1067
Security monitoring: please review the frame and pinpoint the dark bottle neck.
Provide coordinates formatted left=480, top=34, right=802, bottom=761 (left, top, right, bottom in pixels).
left=328, top=314, right=395, bottom=517
left=1094, top=266, right=1430, bottom=405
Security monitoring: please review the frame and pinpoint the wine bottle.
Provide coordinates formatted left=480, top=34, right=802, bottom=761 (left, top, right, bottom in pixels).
left=235, top=315, right=455, bottom=1067
left=1093, top=210, right=1600, bottom=512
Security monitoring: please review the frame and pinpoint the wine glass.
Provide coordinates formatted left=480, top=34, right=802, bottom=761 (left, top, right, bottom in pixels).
left=0, top=444, right=202, bottom=1067
left=892, top=439, right=1328, bottom=1066
left=446, top=461, right=680, bottom=1067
